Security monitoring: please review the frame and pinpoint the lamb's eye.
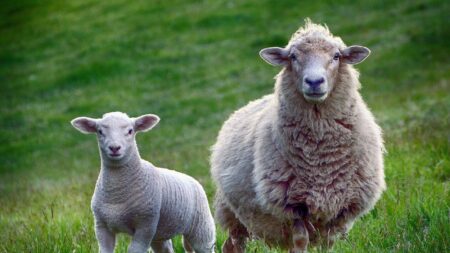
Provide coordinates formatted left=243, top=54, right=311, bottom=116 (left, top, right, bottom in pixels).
left=333, top=52, right=340, bottom=60
left=128, top=129, right=133, bottom=135
left=290, top=54, right=297, bottom=61
left=98, top=129, right=103, bottom=135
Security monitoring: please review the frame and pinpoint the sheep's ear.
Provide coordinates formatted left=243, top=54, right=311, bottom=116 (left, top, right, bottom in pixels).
left=341, top=46, right=371, bottom=64
left=134, top=114, right=160, bottom=132
left=259, top=47, right=289, bottom=66
left=71, top=117, right=97, bottom=134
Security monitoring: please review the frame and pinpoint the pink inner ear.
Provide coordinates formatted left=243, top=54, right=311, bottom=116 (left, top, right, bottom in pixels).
left=342, top=46, right=370, bottom=64
left=72, top=117, right=97, bottom=133
left=135, top=115, right=159, bottom=131
left=260, top=47, right=289, bottom=66
left=83, top=121, right=96, bottom=132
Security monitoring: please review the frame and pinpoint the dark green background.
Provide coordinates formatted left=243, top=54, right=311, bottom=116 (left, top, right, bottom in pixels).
left=1, top=0, right=449, bottom=252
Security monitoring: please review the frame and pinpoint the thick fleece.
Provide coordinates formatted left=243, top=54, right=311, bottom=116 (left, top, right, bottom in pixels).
left=211, top=21, right=385, bottom=252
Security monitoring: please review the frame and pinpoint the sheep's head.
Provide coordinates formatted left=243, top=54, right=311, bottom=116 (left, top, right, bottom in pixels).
left=71, top=112, right=159, bottom=162
left=259, top=20, right=370, bottom=103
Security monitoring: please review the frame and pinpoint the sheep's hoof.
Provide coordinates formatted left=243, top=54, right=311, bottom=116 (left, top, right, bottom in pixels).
left=290, top=237, right=308, bottom=253
left=222, top=237, right=245, bottom=253
left=291, top=219, right=309, bottom=253
left=289, top=248, right=307, bottom=253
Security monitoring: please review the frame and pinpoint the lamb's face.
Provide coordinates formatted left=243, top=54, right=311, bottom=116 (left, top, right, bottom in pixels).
left=95, top=114, right=135, bottom=160
left=71, top=112, right=160, bottom=162
left=260, top=36, right=370, bottom=104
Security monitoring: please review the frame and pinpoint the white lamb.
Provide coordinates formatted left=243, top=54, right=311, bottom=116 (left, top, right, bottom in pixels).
left=71, top=112, right=215, bottom=253
left=211, top=20, right=386, bottom=252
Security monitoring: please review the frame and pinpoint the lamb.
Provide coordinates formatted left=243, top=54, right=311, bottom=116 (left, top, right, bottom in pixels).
left=211, top=20, right=386, bottom=253
left=71, top=112, right=215, bottom=253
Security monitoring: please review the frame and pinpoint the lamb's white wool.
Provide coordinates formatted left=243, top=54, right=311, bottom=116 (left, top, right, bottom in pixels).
left=71, top=112, right=215, bottom=253
left=211, top=19, right=385, bottom=252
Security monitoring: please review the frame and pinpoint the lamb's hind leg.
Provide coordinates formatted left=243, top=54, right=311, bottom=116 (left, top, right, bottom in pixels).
left=182, top=236, right=194, bottom=253
left=183, top=235, right=215, bottom=253
left=215, top=195, right=248, bottom=253
left=289, top=219, right=309, bottom=253
left=151, top=239, right=174, bottom=253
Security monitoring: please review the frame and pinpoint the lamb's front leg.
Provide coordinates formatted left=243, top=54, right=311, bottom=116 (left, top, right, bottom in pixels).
left=289, top=219, right=309, bottom=253
left=128, top=224, right=157, bottom=253
left=95, top=221, right=116, bottom=253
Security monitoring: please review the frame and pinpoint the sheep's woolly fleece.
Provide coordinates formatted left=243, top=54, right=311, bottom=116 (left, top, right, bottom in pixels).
left=211, top=20, right=386, bottom=248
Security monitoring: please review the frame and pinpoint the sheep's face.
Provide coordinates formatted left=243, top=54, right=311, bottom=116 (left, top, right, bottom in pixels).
left=260, top=39, right=370, bottom=103
left=289, top=39, right=340, bottom=103
left=71, top=112, right=160, bottom=162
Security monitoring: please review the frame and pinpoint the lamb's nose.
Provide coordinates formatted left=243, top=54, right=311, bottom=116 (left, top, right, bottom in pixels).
left=305, top=77, right=325, bottom=87
left=109, top=145, right=121, bottom=153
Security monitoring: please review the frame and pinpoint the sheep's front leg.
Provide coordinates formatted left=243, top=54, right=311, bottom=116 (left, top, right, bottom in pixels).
left=289, top=219, right=309, bottom=253
left=326, top=203, right=360, bottom=239
left=325, top=214, right=355, bottom=242
left=128, top=226, right=156, bottom=253
left=95, top=222, right=116, bottom=253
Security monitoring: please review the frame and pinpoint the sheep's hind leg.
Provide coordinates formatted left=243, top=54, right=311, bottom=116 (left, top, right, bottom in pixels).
left=289, top=219, right=309, bottom=253
left=221, top=217, right=249, bottom=253
left=151, top=239, right=174, bottom=253
left=215, top=198, right=248, bottom=253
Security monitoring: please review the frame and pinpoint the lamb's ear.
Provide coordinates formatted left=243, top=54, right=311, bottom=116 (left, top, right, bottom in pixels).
left=341, top=46, right=371, bottom=64
left=259, top=47, right=289, bottom=66
left=71, top=117, right=97, bottom=134
left=134, top=114, right=160, bottom=132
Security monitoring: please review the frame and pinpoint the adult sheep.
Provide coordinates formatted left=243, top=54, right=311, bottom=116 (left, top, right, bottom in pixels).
left=211, top=20, right=386, bottom=253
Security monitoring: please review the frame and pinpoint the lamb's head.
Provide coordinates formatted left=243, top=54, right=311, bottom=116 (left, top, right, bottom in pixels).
left=71, top=112, right=159, bottom=162
left=260, top=20, right=370, bottom=103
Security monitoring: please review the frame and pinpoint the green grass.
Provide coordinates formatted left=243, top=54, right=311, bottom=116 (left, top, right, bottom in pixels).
left=0, top=0, right=449, bottom=252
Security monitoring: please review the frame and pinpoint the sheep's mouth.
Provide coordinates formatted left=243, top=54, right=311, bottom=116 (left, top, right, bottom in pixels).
left=305, top=92, right=326, bottom=98
left=304, top=92, right=328, bottom=103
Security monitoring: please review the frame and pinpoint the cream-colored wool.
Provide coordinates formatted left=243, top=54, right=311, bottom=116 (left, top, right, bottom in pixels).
left=71, top=112, right=215, bottom=253
left=211, top=20, right=385, bottom=252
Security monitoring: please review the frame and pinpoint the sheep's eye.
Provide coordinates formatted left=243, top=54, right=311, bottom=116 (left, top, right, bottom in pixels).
left=128, top=129, right=133, bottom=135
left=290, top=54, right=297, bottom=61
left=98, top=129, right=103, bottom=135
left=333, top=52, right=340, bottom=60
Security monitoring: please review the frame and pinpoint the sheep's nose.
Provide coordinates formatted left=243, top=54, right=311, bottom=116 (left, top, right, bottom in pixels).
left=304, top=77, right=325, bottom=88
left=109, top=145, right=121, bottom=153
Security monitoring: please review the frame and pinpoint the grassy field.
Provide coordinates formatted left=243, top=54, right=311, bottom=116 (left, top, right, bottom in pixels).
left=1, top=0, right=449, bottom=252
